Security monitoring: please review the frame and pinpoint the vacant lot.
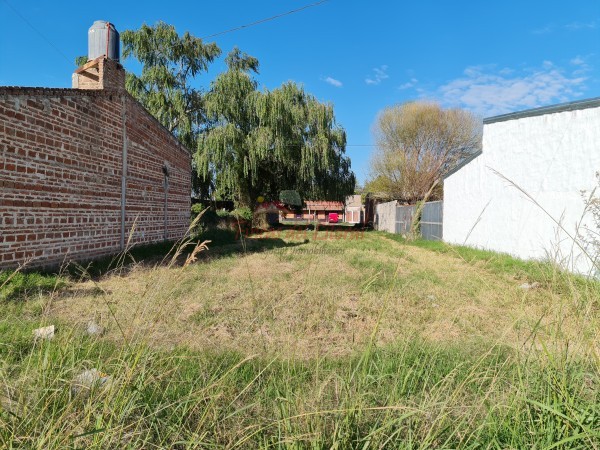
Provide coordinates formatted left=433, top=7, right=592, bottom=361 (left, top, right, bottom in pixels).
left=47, top=230, right=599, bottom=358
left=1, top=230, right=599, bottom=448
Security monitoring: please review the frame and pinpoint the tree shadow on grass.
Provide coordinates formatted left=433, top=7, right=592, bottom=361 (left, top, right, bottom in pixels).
left=1, top=228, right=309, bottom=299
left=70, top=228, right=308, bottom=280
left=199, top=233, right=307, bottom=261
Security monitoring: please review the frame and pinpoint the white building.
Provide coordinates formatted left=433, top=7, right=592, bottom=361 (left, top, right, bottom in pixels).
left=443, top=98, right=600, bottom=276
left=345, top=194, right=364, bottom=224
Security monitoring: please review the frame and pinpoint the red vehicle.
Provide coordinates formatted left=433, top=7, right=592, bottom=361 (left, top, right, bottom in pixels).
left=328, top=213, right=339, bottom=223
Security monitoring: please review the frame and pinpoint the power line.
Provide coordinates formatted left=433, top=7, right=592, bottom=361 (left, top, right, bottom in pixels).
left=201, top=0, right=330, bottom=39
left=2, top=0, right=331, bottom=64
left=1, top=0, right=74, bottom=66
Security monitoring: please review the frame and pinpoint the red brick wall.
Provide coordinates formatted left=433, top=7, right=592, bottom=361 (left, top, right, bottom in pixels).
left=0, top=87, right=191, bottom=269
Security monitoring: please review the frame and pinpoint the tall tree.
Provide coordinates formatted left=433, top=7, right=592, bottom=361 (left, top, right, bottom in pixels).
left=368, top=101, right=482, bottom=203
left=121, top=22, right=221, bottom=199
left=121, top=22, right=221, bottom=148
left=197, top=48, right=355, bottom=207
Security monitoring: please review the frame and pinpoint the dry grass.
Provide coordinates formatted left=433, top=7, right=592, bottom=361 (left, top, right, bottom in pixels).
left=3, top=230, right=599, bottom=448
left=48, top=231, right=599, bottom=359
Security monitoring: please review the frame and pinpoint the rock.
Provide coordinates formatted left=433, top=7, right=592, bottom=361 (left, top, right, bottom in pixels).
left=71, top=368, right=113, bottom=397
left=519, top=282, right=541, bottom=290
left=86, top=320, right=104, bottom=336
left=33, top=325, right=55, bottom=340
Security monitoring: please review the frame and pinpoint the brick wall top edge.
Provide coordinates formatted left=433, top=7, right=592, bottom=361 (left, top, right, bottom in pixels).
left=0, top=86, right=110, bottom=97
left=0, top=86, right=192, bottom=158
left=124, top=95, right=192, bottom=160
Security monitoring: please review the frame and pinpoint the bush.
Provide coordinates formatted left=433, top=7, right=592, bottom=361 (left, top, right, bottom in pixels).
left=230, top=207, right=253, bottom=221
left=190, top=203, right=204, bottom=218
left=191, top=205, right=220, bottom=234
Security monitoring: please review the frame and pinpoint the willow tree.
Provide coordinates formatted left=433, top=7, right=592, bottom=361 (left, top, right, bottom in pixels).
left=368, top=101, right=482, bottom=203
left=121, top=23, right=221, bottom=199
left=121, top=22, right=221, bottom=148
left=197, top=48, right=355, bottom=207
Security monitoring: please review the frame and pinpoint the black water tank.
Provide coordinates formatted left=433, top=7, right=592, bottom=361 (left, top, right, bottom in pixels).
left=88, top=20, right=119, bottom=62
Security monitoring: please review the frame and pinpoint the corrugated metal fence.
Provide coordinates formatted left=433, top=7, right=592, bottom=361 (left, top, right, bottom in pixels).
left=420, top=201, right=443, bottom=240
left=375, top=200, right=443, bottom=240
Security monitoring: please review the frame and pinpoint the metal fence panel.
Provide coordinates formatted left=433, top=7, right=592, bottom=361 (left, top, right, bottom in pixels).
left=375, top=200, right=443, bottom=240
left=396, top=205, right=416, bottom=234
left=421, top=201, right=443, bottom=241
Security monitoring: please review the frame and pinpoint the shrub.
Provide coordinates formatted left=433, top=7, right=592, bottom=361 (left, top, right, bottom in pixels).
left=230, top=207, right=253, bottom=221
left=190, top=203, right=204, bottom=218
left=191, top=205, right=220, bottom=235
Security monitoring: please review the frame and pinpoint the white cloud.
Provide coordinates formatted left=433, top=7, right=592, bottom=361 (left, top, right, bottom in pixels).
left=431, top=60, right=589, bottom=117
left=398, top=78, right=419, bottom=90
left=365, top=65, right=389, bottom=85
left=323, top=76, right=342, bottom=88
left=570, top=55, right=591, bottom=75
left=565, top=21, right=597, bottom=30
left=532, top=20, right=598, bottom=34
left=570, top=56, right=586, bottom=66
left=532, top=24, right=554, bottom=35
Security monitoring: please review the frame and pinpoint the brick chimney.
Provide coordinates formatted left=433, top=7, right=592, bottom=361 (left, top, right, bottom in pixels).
left=72, top=57, right=125, bottom=91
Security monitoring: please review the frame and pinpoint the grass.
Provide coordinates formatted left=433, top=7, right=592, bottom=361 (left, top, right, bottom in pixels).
left=279, top=219, right=358, bottom=228
left=0, top=271, right=66, bottom=302
left=1, top=229, right=599, bottom=448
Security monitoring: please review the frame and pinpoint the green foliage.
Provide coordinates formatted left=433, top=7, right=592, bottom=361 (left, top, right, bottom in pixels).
left=0, top=271, right=66, bottom=302
left=279, top=189, right=303, bottom=214
left=380, top=232, right=599, bottom=294
left=230, top=206, right=253, bottom=221
left=1, top=234, right=599, bottom=447
left=121, top=22, right=221, bottom=150
left=279, top=190, right=302, bottom=207
left=74, top=55, right=87, bottom=67
left=190, top=206, right=219, bottom=237
left=190, top=203, right=204, bottom=218
left=197, top=48, right=355, bottom=207
left=368, top=101, right=481, bottom=203
left=121, top=23, right=355, bottom=205
left=1, top=329, right=598, bottom=448
left=197, top=228, right=238, bottom=246
left=364, top=175, right=393, bottom=200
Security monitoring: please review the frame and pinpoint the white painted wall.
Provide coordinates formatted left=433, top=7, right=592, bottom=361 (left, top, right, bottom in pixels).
left=444, top=106, right=600, bottom=276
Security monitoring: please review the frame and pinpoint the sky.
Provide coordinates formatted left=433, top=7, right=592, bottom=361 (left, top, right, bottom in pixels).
left=1, top=0, right=599, bottom=185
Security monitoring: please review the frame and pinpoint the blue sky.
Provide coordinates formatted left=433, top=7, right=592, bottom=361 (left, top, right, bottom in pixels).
left=1, top=0, right=599, bottom=184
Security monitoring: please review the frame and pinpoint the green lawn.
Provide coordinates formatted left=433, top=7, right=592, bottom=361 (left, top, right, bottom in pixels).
left=1, top=231, right=599, bottom=448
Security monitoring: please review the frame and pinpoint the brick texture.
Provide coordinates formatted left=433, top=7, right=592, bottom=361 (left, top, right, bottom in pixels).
left=0, top=61, right=191, bottom=269
left=72, top=57, right=126, bottom=91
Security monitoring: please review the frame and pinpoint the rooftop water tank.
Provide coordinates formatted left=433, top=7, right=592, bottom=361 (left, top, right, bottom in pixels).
left=88, top=20, right=120, bottom=62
